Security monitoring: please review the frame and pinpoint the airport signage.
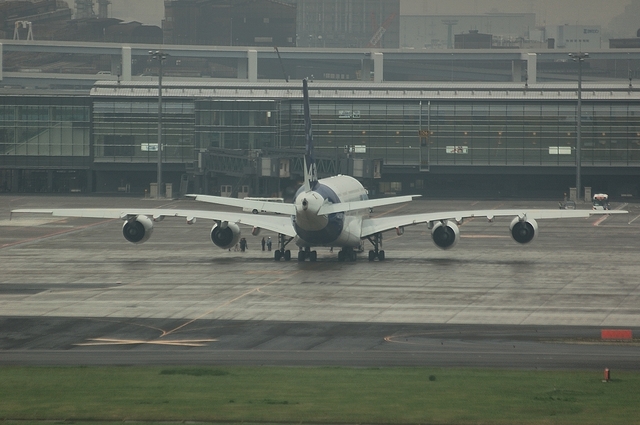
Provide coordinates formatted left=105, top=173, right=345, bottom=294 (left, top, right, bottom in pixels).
left=548, top=146, right=572, bottom=155
left=141, top=143, right=158, bottom=152
left=446, top=146, right=468, bottom=154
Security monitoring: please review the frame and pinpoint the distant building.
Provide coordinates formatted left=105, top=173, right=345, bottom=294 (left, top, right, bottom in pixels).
left=295, top=0, right=400, bottom=48
left=0, top=0, right=72, bottom=40
left=401, top=13, right=535, bottom=49
left=104, top=21, right=162, bottom=44
left=164, top=0, right=296, bottom=47
left=542, top=25, right=602, bottom=50
left=609, top=29, right=640, bottom=48
left=454, top=30, right=492, bottom=49
left=164, top=0, right=401, bottom=49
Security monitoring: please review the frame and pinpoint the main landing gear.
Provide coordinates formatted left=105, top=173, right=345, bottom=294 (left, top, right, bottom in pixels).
left=298, top=247, right=318, bottom=262
left=366, top=232, right=385, bottom=262
left=337, top=247, right=357, bottom=262
left=274, top=233, right=294, bottom=261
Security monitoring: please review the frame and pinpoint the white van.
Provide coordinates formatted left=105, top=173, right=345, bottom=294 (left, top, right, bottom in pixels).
left=242, top=197, right=285, bottom=214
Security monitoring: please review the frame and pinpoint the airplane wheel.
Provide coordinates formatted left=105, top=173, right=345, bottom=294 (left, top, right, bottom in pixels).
left=338, top=250, right=345, bottom=262
left=310, top=251, right=317, bottom=262
left=368, top=250, right=376, bottom=262
left=349, top=250, right=357, bottom=262
left=298, top=250, right=306, bottom=262
left=284, top=250, right=291, bottom=261
left=378, top=250, right=385, bottom=261
left=274, top=250, right=282, bottom=261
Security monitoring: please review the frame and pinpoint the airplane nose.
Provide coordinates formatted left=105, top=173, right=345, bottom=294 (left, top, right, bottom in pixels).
left=302, top=198, right=308, bottom=210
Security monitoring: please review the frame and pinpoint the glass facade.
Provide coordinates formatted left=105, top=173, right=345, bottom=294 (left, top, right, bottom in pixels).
left=0, top=97, right=90, bottom=162
left=195, top=100, right=279, bottom=150
left=93, top=99, right=195, bottom=163
left=281, top=100, right=423, bottom=165
left=426, top=101, right=640, bottom=167
left=280, top=99, right=640, bottom=168
left=2, top=85, right=639, bottom=195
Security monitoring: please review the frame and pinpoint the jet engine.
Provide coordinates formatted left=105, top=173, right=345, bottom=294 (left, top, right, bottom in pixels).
left=122, top=215, right=154, bottom=244
left=210, top=221, right=241, bottom=249
left=510, top=216, right=538, bottom=244
left=431, top=220, right=460, bottom=250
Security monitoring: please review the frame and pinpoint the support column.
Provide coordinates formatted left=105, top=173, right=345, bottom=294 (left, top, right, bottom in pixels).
left=361, top=57, right=372, bottom=81
left=0, top=43, right=3, bottom=82
left=373, top=52, right=383, bottom=83
left=47, top=170, right=54, bottom=192
left=121, top=46, right=132, bottom=81
left=511, top=60, right=522, bottom=82
left=237, top=58, right=248, bottom=79
left=86, top=170, right=94, bottom=193
left=525, top=53, right=537, bottom=84
left=248, top=49, right=258, bottom=82
left=12, top=170, right=20, bottom=192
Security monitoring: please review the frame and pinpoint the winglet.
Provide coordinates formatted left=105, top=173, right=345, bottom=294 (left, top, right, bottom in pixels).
left=302, top=79, right=318, bottom=192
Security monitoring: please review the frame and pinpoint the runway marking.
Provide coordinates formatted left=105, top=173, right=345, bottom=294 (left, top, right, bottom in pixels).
left=2, top=199, right=183, bottom=250
left=73, top=271, right=303, bottom=346
left=371, top=203, right=411, bottom=218
left=75, top=338, right=217, bottom=347
left=0, top=218, right=115, bottom=249
left=593, top=203, right=628, bottom=226
left=159, top=269, right=307, bottom=338
left=461, top=235, right=510, bottom=239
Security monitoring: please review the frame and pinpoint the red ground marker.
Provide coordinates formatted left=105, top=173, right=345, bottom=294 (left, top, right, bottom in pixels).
left=601, top=329, right=633, bottom=340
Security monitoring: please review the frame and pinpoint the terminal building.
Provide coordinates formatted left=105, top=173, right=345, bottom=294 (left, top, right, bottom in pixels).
left=1, top=79, right=639, bottom=199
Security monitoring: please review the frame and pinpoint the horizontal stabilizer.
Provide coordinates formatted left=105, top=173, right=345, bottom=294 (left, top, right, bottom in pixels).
left=187, top=194, right=296, bottom=215
left=317, top=195, right=419, bottom=215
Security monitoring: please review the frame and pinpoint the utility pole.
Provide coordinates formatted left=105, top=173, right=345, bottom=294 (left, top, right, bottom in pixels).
left=149, top=50, right=167, bottom=198
left=569, top=52, right=589, bottom=201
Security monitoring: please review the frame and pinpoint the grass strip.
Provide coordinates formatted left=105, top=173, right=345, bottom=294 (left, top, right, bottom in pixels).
left=0, top=366, right=639, bottom=425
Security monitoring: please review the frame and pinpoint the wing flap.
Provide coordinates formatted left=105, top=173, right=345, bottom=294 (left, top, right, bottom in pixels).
left=360, top=208, right=628, bottom=238
left=11, top=208, right=297, bottom=237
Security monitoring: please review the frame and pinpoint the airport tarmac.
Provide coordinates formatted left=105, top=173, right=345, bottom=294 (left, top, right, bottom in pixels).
left=1, top=195, right=639, bottom=369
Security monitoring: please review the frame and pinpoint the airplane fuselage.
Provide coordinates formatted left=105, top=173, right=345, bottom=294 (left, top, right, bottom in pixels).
left=293, top=174, right=368, bottom=248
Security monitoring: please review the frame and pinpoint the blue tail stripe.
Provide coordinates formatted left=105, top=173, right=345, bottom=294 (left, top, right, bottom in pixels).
left=303, top=79, right=318, bottom=191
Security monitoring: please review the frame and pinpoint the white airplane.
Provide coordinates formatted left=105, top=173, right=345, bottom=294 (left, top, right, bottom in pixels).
left=12, top=79, right=628, bottom=262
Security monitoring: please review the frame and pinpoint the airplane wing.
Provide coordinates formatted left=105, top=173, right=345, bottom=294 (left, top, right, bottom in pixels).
left=317, top=195, right=419, bottom=215
left=187, top=194, right=297, bottom=215
left=360, top=208, right=628, bottom=238
left=11, top=208, right=297, bottom=237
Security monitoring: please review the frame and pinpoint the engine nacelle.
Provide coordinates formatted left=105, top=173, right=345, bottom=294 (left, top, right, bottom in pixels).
left=431, top=220, right=460, bottom=250
left=122, top=215, right=154, bottom=244
left=210, top=221, right=241, bottom=249
left=510, top=216, right=538, bottom=244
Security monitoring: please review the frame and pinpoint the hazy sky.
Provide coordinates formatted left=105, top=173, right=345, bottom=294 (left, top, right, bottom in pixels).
left=65, top=0, right=632, bottom=33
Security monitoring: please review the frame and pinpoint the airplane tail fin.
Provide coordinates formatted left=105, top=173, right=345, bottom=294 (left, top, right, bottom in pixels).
left=302, top=79, right=318, bottom=192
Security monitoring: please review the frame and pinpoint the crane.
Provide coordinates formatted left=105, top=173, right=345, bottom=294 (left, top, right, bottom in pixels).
left=367, top=12, right=396, bottom=48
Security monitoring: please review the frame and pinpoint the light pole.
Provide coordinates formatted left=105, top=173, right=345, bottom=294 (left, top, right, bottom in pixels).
left=149, top=50, right=167, bottom=198
left=569, top=52, right=589, bottom=201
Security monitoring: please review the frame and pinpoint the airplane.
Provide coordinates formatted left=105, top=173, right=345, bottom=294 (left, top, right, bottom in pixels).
left=11, top=79, right=628, bottom=262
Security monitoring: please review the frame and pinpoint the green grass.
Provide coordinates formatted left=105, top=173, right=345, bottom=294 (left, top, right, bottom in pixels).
left=0, top=366, right=639, bottom=425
